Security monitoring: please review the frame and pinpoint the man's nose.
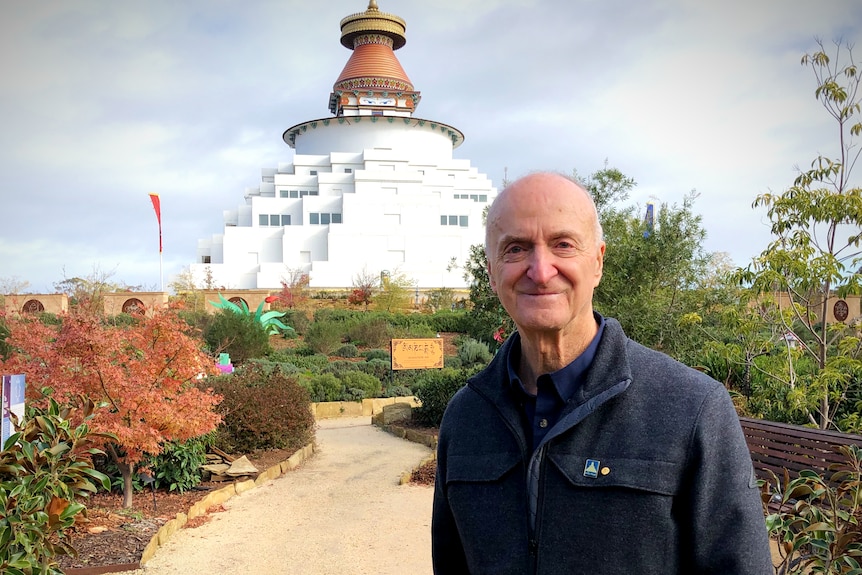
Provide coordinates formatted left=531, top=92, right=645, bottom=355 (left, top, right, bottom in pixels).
left=526, top=247, right=557, bottom=285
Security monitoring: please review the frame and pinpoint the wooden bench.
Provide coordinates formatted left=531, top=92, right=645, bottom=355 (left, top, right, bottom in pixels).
left=740, top=417, right=862, bottom=485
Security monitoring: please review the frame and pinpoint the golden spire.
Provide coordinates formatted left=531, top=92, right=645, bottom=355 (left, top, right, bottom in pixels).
left=340, top=1, right=406, bottom=50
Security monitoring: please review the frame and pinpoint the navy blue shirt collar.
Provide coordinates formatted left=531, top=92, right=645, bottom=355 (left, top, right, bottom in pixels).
left=506, top=313, right=606, bottom=450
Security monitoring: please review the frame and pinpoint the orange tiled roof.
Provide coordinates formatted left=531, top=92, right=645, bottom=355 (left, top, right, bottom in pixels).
left=334, top=42, right=413, bottom=89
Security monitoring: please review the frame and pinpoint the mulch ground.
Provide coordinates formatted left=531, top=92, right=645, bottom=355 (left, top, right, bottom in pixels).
left=57, top=447, right=295, bottom=572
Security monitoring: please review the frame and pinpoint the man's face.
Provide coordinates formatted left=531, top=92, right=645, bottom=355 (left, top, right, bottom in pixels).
left=486, top=174, right=605, bottom=340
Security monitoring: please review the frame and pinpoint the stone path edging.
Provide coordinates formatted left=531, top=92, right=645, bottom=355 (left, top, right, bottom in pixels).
left=139, top=442, right=316, bottom=565
left=373, top=421, right=437, bottom=485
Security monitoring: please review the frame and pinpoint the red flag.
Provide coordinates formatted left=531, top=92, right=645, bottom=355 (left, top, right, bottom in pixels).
left=148, top=193, right=162, bottom=253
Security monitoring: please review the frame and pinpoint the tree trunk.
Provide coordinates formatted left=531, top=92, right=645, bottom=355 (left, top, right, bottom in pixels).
left=119, top=461, right=135, bottom=509
left=107, top=445, right=137, bottom=509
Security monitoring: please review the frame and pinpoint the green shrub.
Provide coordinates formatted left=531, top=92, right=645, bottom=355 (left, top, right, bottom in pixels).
left=104, top=313, right=143, bottom=327
left=203, top=309, right=271, bottom=363
left=0, top=318, right=10, bottom=361
left=359, top=358, right=392, bottom=381
left=291, top=344, right=317, bottom=356
left=245, top=358, right=301, bottom=377
left=148, top=436, right=210, bottom=493
left=395, top=323, right=437, bottom=339
left=176, top=309, right=210, bottom=332
left=414, top=368, right=467, bottom=426
left=280, top=310, right=311, bottom=335
left=336, top=343, right=359, bottom=358
left=300, top=373, right=344, bottom=403
left=305, top=320, right=345, bottom=355
left=313, top=309, right=362, bottom=323
left=385, top=385, right=413, bottom=397
left=36, top=312, right=62, bottom=326
left=427, top=309, right=472, bottom=333
left=285, top=353, right=330, bottom=371
left=325, top=360, right=363, bottom=378
left=348, top=317, right=393, bottom=348
left=279, top=325, right=298, bottom=339
left=364, top=349, right=391, bottom=362
left=457, top=337, right=493, bottom=367
left=0, top=392, right=111, bottom=575
left=762, top=444, right=862, bottom=574
left=206, top=365, right=314, bottom=453
left=340, top=371, right=382, bottom=400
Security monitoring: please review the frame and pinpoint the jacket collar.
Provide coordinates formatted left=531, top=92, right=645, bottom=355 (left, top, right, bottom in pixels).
left=469, top=317, right=633, bottom=413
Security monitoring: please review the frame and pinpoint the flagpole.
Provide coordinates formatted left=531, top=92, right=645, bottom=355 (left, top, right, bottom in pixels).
left=148, top=193, right=164, bottom=292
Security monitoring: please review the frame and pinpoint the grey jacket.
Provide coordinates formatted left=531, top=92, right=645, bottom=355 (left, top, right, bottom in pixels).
left=432, top=318, right=773, bottom=574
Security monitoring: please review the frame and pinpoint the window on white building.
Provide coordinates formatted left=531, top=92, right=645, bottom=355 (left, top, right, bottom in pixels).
left=308, top=212, right=342, bottom=225
left=280, top=190, right=288, bottom=198
left=345, top=168, right=353, bottom=173
left=441, top=215, right=469, bottom=227
left=310, top=170, right=318, bottom=176
left=259, top=214, right=292, bottom=227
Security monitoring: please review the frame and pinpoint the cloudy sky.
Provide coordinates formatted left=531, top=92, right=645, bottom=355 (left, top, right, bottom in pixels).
left=1, top=0, right=860, bottom=293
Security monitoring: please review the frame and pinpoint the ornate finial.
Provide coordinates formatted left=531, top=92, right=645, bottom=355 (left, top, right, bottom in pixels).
left=339, top=0, right=406, bottom=50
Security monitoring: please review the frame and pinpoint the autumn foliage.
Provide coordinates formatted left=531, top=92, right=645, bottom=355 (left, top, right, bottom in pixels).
left=0, top=305, right=222, bottom=507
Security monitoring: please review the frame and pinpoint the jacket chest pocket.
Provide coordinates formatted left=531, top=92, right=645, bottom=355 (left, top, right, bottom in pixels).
left=548, top=452, right=684, bottom=495
left=542, top=451, right=684, bottom=540
left=444, top=452, right=526, bottom=531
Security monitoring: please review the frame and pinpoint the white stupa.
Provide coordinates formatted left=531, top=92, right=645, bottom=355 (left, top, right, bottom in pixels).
left=191, top=1, right=496, bottom=290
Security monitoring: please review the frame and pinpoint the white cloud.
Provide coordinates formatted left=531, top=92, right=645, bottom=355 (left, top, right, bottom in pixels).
left=0, top=0, right=859, bottom=290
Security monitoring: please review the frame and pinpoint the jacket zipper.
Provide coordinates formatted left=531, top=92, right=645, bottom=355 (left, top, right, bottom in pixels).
left=528, top=442, right=548, bottom=571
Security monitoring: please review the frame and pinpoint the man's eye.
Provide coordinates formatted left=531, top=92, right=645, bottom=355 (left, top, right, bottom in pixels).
left=506, top=246, right=524, bottom=254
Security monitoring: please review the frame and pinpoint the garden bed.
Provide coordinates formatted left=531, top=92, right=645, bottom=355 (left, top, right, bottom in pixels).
left=58, top=447, right=296, bottom=573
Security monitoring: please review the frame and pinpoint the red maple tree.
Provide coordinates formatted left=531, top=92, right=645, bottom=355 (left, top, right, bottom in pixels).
left=266, top=270, right=310, bottom=310
left=0, top=304, right=222, bottom=508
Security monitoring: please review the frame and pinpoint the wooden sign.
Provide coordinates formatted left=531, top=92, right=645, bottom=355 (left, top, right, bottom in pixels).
left=391, top=338, right=444, bottom=371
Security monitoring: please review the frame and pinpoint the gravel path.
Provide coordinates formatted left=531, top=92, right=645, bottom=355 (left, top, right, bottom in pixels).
left=132, top=417, right=434, bottom=574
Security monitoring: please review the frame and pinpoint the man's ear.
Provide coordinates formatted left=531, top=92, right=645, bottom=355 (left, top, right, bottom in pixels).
left=486, top=258, right=498, bottom=294
left=593, top=242, right=606, bottom=286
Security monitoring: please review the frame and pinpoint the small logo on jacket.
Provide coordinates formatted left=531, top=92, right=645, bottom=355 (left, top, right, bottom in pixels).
left=584, top=459, right=600, bottom=478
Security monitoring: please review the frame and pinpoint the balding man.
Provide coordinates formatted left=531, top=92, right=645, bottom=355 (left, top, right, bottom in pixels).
left=431, top=172, right=772, bottom=574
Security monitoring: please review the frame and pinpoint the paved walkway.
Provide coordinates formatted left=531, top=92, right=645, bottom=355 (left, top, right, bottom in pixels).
left=133, top=417, right=435, bottom=574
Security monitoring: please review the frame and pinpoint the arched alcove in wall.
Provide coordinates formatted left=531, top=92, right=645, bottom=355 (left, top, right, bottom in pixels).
left=22, top=299, right=45, bottom=313
left=122, top=298, right=146, bottom=315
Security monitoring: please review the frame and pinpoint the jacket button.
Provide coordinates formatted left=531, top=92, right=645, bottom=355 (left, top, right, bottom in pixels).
left=538, top=418, right=548, bottom=428
left=601, top=467, right=610, bottom=476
